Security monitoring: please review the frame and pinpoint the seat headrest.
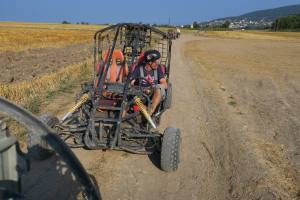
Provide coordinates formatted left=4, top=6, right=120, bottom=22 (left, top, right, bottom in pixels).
left=103, top=50, right=124, bottom=63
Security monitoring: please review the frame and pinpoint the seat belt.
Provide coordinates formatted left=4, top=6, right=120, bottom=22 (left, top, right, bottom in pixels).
left=139, top=66, right=158, bottom=83
left=139, top=66, right=145, bottom=78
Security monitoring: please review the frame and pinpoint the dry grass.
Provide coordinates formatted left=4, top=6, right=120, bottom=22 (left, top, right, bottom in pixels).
left=0, top=21, right=104, bottom=31
left=0, top=59, right=93, bottom=112
left=0, top=28, right=93, bottom=52
left=197, top=30, right=300, bottom=41
left=0, top=58, right=93, bottom=145
left=0, top=22, right=105, bottom=52
left=0, top=22, right=96, bottom=111
left=0, top=22, right=95, bottom=145
left=184, top=35, right=300, bottom=199
left=252, top=138, right=300, bottom=199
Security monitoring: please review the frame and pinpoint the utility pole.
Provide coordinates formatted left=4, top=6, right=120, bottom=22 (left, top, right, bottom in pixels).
left=168, top=17, right=171, bottom=26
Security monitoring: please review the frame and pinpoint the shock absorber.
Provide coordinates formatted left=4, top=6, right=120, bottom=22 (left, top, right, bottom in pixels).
left=134, top=96, right=157, bottom=129
left=62, top=93, right=90, bottom=121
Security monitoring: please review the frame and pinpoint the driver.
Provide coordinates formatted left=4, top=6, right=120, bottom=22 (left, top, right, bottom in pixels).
left=131, top=50, right=168, bottom=116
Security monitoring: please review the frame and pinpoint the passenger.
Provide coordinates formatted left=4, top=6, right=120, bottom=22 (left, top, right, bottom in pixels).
left=131, top=50, right=167, bottom=115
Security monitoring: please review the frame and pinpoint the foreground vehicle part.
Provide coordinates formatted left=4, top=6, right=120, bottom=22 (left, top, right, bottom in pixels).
left=28, top=114, right=59, bottom=160
left=0, top=97, right=101, bottom=200
left=0, top=119, right=27, bottom=199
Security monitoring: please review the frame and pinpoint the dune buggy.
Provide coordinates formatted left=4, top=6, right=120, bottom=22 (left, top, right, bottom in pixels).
left=167, top=28, right=180, bottom=40
left=33, top=23, right=181, bottom=172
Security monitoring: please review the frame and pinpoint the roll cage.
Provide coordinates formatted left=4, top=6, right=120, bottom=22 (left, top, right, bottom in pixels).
left=58, top=23, right=173, bottom=154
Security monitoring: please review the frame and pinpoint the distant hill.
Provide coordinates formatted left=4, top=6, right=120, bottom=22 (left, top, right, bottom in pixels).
left=220, top=4, right=300, bottom=22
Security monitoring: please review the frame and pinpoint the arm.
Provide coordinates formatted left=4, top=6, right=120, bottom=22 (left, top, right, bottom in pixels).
left=158, top=65, right=168, bottom=89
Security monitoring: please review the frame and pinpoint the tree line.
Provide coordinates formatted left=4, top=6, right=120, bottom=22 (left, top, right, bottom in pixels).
left=62, top=20, right=89, bottom=25
left=272, top=14, right=300, bottom=31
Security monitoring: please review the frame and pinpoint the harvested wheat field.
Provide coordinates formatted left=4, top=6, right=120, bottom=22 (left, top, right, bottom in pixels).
left=0, top=22, right=99, bottom=82
left=0, top=22, right=98, bottom=113
left=1, top=24, right=300, bottom=200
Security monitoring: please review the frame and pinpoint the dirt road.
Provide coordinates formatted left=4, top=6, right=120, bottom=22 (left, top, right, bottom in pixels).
left=68, top=34, right=300, bottom=200
left=22, top=34, right=300, bottom=200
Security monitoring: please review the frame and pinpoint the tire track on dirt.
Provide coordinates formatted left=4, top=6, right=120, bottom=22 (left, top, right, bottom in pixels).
left=185, top=35, right=300, bottom=200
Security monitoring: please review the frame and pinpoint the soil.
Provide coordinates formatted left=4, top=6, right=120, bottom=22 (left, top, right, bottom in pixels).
left=0, top=43, right=92, bottom=83
left=15, top=34, right=300, bottom=200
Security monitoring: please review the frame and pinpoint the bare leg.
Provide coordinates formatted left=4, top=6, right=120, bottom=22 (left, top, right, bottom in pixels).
left=150, top=88, right=161, bottom=115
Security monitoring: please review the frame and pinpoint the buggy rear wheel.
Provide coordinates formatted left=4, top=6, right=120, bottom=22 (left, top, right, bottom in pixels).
left=28, top=114, right=59, bottom=160
left=161, top=127, right=181, bottom=172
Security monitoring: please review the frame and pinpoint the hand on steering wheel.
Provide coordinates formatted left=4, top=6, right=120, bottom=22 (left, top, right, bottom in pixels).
left=134, top=77, right=154, bottom=97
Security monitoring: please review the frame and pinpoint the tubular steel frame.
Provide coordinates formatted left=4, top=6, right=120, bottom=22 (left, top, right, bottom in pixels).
left=60, top=23, right=172, bottom=154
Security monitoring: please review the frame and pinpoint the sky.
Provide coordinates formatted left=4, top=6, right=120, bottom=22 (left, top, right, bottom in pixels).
left=1, top=0, right=300, bottom=25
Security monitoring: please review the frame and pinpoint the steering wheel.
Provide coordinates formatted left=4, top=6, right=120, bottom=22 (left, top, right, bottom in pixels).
left=133, top=77, right=155, bottom=97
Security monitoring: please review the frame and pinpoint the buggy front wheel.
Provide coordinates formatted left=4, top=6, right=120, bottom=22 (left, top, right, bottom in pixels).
left=160, top=127, right=181, bottom=172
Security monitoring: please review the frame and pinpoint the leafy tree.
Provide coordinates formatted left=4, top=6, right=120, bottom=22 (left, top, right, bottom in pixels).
left=222, top=21, right=231, bottom=28
left=192, top=21, right=199, bottom=29
left=62, top=20, right=71, bottom=24
left=272, top=14, right=300, bottom=31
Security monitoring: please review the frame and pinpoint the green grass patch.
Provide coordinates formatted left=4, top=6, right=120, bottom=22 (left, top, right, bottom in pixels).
left=228, top=101, right=237, bottom=107
left=80, top=62, right=90, bottom=80
left=58, top=79, right=73, bottom=93
left=44, top=62, right=93, bottom=104
left=24, top=95, right=41, bottom=114
left=46, top=90, right=57, bottom=100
